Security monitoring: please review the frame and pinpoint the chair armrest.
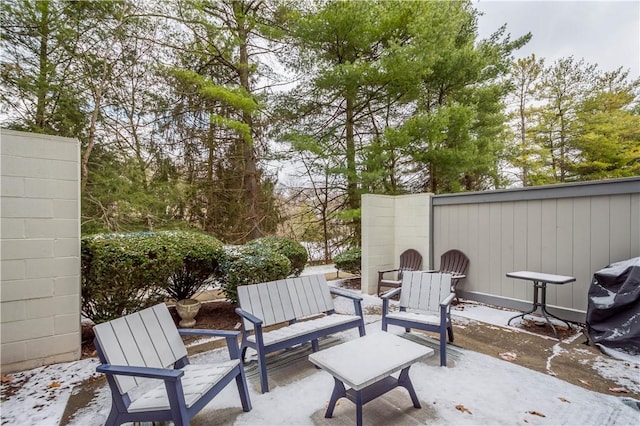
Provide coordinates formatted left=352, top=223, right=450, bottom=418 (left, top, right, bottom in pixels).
left=97, top=364, right=184, bottom=381
left=178, top=329, right=240, bottom=338
left=381, top=287, right=401, bottom=317
left=235, top=308, right=263, bottom=326
left=329, top=287, right=363, bottom=301
left=179, top=329, right=241, bottom=359
left=380, top=287, right=401, bottom=300
left=378, top=268, right=401, bottom=274
left=440, top=292, right=456, bottom=308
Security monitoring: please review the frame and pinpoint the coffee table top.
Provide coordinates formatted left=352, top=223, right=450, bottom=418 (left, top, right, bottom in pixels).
left=308, top=332, right=433, bottom=390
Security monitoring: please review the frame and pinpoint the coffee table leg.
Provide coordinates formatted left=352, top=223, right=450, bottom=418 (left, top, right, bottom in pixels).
left=325, top=377, right=346, bottom=418
left=355, top=390, right=364, bottom=426
left=398, top=366, right=421, bottom=408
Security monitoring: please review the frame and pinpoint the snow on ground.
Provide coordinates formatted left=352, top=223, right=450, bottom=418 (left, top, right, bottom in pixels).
left=2, top=268, right=639, bottom=426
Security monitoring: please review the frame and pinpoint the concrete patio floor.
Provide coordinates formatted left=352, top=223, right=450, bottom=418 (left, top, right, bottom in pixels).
left=58, top=297, right=640, bottom=425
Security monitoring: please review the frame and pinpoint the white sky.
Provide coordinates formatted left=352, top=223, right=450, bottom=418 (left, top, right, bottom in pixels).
left=474, top=0, right=640, bottom=78
left=2, top=283, right=638, bottom=425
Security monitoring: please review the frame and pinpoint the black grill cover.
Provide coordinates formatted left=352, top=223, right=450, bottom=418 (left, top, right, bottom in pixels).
left=586, top=257, right=640, bottom=360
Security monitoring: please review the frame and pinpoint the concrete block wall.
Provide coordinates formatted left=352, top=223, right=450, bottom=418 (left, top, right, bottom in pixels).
left=1, top=129, right=81, bottom=373
left=361, top=194, right=431, bottom=294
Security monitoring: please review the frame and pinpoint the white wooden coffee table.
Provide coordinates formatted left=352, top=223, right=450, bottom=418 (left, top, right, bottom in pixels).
left=308, top=332, right=433, bottom=426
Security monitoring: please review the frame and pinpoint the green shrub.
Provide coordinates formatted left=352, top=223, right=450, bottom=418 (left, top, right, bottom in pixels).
left=81, top=232, right=182, bottom=323
left=246, top=236, right=308, bottom=277
left=334, top=246, right=361, bottom=275
left=219, top=245, right=291, bottom=304
left=81, top=231, right=225, bottom=323
left=160, top=231, right=225, bottom=301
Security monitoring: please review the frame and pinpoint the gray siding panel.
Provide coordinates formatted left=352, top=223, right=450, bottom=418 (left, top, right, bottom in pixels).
left=432, top=178, right=640, bottom=319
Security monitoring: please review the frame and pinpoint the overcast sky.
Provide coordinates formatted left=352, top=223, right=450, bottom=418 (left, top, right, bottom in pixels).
left=474, top=0, right=640, bottom=78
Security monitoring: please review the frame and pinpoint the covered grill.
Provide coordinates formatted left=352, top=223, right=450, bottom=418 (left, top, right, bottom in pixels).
left=586, top=257, right=640, bottom=361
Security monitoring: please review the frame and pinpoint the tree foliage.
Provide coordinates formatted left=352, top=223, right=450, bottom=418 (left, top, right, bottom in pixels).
left=2, top=0, right=638, bottom=255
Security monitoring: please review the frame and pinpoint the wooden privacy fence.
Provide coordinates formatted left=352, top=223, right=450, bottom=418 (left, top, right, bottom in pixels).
left=431, top=177, right=640, bottom=322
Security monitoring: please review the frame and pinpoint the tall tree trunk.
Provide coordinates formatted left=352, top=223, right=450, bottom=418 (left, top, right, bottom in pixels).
left=345, top=96, right=360, bottom=242
left=35, top=1, right=50, bottom=131
left=205, top=124, right=216, bottom=233
left=234, top=1, right=261, bottom=241
left=519, top=93, right=529, bottom=187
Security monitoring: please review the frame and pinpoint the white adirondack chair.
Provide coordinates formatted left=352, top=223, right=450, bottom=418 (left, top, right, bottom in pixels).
left=381, top=272, right=455, bottom=366
left=93, top=303, right=251, bottom=426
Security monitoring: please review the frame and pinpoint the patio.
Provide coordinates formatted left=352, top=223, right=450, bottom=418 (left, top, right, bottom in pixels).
left=2, top=274, right=638, bottom=426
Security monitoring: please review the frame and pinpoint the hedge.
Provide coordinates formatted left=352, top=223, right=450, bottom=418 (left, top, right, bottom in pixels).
left=246, top=236, right=308, bottom=277
left=81, top=232, right=180, bottom=323
left=81, top=231, right=224, bottom=323
left=333, top=246, right=361, bottom=275
left=218, top=244, right=291, bottom=304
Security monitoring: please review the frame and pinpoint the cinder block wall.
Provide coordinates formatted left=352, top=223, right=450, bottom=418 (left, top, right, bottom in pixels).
left=1, top=129, right=81, bottom=373
left=361, top=194, right=431, bottom=294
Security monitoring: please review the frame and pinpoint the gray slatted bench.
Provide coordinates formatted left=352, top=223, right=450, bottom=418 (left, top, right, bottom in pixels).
left=235, top=274, right=366, bottom=393
left=93, top=303, right=251, bottom=426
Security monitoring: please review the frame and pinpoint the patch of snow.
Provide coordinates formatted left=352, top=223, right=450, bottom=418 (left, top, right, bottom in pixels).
left=2, top=265, right=640, bottom=425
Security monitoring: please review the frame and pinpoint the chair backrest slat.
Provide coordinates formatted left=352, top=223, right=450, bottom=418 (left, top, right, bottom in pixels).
left=238, top=275, right=335, bottom=330
left=152, top=304, right=188, bottom=361
left=400, top=272, right=452, bottom=312
left=94, top=304, right=186, bottom=395
left=94, top=319, right=139, bottom=394
left=121, top=313, right=162, bottom=369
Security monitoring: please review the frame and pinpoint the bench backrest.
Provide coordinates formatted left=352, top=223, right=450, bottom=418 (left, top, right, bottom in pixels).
left=93, top=303, right=187, bottom=395
left=237, top=274, right=335, bottom=331
left=399, top=272, right=452, bottom=312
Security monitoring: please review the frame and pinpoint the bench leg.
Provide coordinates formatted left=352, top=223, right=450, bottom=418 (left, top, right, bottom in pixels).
left=312, top=339, right=319, bottom=352
left=258, top=350, right=269, bottom=393
left=240, top=345, right=248, bottom=363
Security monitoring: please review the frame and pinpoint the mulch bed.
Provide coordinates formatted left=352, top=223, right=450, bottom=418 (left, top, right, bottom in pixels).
left=81, top=301, right=240, bottom=359
left=518, top=318, right=577, bottom=341
left=81, top=277, right=574, bottom=358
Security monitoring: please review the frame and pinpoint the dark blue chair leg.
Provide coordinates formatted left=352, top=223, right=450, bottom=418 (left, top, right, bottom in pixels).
left=235, top=367, right=252, bottom=411
left=104, top=406, right=119, bottom=426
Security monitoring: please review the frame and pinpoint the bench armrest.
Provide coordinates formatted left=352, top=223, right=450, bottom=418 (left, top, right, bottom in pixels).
left=329, top=287, right=363, bottom=301
left=378, top=268, right=401, bottom=274
left=329, top=287, right=364, bottom=319
left=97, top=364, right=184, bottom=381
left=179, top=329, right=242, bottom=359
left=235, top=308, right=263, bottom=326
